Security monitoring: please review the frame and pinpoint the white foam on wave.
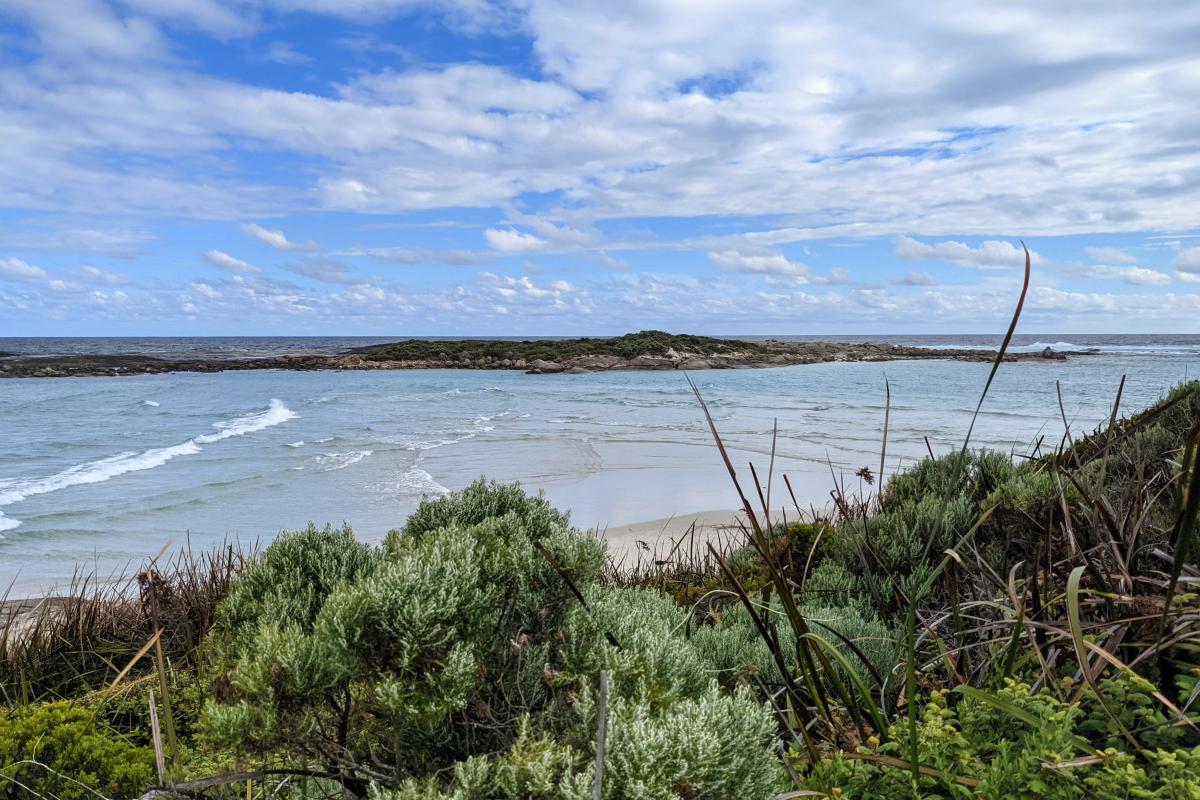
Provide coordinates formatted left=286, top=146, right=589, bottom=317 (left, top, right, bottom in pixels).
left=194, top=399, right=297, bottom=444
left=141, top=400, right=160, bottom=407
left=1008, top=341, right=1098, bottom=354
left=0, top=399, right=297, bottom=534
left=390, top=409, right=507, bottom=452
left=398, top=467, right=450, bottom=495
left=313, top=450, right=373, bottom=471
left=285, top=441, right=306, bottom=448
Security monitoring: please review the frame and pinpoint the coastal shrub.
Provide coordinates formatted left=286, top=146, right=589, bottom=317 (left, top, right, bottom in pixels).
left=557, top=586, right=711, bottom=706
left=691, top=601, right=899, bottom=690
left=802, top=678, right=1200, bottom=799
left=0, top=702, right=155, bottom=800
left=210, top=522, right=376, bottom=644
left=394, top=477, right=574, bottom=543
left=203, top=483, right=606, bottom=790
left=831, top=490, right=976, bottom=608
left=802, top=560, right=860, bottom=607
left=376, top=684, right=781, bottom=800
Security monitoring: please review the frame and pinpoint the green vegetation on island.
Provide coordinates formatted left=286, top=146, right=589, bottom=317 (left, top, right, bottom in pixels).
left=354, top=330, right=767, bottom=362
left=3, top=375, right=1199, bottom=798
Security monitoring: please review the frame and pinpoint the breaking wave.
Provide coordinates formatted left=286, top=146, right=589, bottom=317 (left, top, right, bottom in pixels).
left=0, top=399, right=296, bottom=535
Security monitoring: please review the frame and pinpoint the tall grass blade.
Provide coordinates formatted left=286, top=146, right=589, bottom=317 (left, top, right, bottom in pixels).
left=879, top=377, right=890, bottom=491
left=1066, top=566, right=1140, bottom=750
left=1163, top=421, right=1200, bottom=619
left=963, top=242, right=1031, bottom=452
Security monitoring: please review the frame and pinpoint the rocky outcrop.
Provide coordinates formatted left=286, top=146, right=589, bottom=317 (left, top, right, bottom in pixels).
left=528, top=359, right=566, bottom=374
left=0, top=339, right=1093, bottom=379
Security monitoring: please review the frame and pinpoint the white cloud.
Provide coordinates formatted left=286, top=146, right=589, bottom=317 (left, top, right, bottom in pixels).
left=485, top=228, right=548, bottom=254
left=895, top=236, right=1036, bottom=269
left=204, top=249, right=261, bottom=274
left=899, top=271, right=937, bottom=286
left=264, top=41, right=313, bottom=65
left=288, top=258, right=365, bottom=285
left=1078, top=264, right=1172, bottom=286
left=79, top=265, right=131, bottom=285
left=1085, top=246, right=1136, bottom=265
left=241, top=223, right=321, bottom=252
left=814, top=267, right=854, bottom=286
left=707, top=249, right=808, bottom=278
left=0, top=257, right=50, bottom=282
left=1173, top=248, right=1200, bottom=274
left=477, top=271, right=587, bottom=311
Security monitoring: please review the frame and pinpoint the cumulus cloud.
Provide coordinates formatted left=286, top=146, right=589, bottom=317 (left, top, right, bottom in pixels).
left=1082, top=265, right=1173, bottom=286
left=484, top=228, right=549, bottom=254
left=894, top=236, right=1036, bottom=269
left=707, top=250, right=808, bottom=278
left=1085, top=246, right=1137, bottom=265
left=204, top=249, right=261, bottom=274
left=79, top=265, right=131, bottom=285
left=813, top=267, right=854, bottom=286
left=1174, top=248, right=1200, bottom=274
left=898, top=271, right=937, bottom=286
left=477, top=272, right=585, bottom=311
left=337, top=246, right=481, bottom=265
left=287, top=258, right=365, bottom=285
left=264, top=41, right=312, bottom=65
left=0, top=257, right=50, bottom=283
left=241, top=223, right=321, bottom=252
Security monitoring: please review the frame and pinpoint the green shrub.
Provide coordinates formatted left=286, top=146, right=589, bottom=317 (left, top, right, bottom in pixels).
left=210, top=522, right=377, bottom=644
left=0, top=702, right=155, bottom=800
left=203, top=483, right=606, bottom=789
left=691, top=600, right=898, bottom=691
left=803, top=678, right=1200, bottom=799
left=377, top=684, right=781, bottom=800
left=395, top=478, right=574, bottom=542
left=557, top=586, right=711, bottom=708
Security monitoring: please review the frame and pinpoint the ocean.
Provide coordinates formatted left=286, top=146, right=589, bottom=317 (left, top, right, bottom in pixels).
left=1, top=334, right=1197, bottom=595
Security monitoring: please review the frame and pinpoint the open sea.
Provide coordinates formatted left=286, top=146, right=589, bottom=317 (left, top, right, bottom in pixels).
left=1, top=334, right=1197, bottom=595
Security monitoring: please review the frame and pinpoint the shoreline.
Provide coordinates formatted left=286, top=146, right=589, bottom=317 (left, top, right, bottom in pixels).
left=0, top=338, right=1082, bottom=379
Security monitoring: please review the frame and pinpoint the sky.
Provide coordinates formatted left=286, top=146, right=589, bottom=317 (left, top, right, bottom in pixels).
left=1, top=1, right=1199, bottom=336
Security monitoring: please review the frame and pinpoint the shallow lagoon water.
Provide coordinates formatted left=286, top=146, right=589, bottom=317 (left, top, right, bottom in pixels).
left=1, top=346, right=1196, bottom=595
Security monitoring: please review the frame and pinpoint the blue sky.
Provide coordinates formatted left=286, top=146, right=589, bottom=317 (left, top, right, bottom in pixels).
left=1, top=1, right=1199, bottom=336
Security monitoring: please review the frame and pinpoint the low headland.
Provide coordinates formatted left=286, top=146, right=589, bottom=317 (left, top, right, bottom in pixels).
left=0, top=329, right=1081, bottom=378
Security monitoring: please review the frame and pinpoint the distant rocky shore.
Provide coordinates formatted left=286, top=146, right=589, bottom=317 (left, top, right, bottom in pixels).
left=0, top=332, right=1083, bottom=379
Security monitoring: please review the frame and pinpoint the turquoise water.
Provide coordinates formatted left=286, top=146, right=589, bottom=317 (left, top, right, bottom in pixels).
left=1, top=349, right=1196, bottom=594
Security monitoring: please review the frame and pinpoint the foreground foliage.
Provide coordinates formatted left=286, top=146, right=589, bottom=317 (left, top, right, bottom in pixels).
left=2, top=376, right=1198, bottom=799
left=0, top=702, right=155, bottom=799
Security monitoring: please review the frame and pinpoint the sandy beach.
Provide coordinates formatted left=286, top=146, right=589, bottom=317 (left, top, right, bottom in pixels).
left=596, top=508, right=774, bottom=567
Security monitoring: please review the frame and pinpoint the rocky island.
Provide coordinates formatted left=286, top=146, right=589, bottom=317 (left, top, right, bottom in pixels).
left=0, top=331, right=1081, bottom=379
